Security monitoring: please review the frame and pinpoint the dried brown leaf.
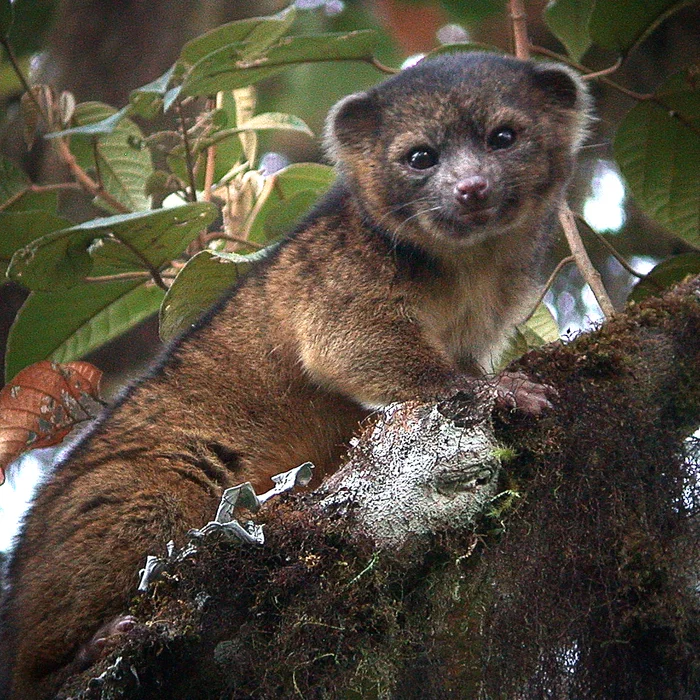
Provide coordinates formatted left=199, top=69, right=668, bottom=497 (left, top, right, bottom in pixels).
left=0, top=361, right=103, bottom=484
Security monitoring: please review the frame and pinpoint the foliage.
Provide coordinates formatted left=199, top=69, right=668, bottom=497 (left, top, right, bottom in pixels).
left=0, top=0, right=698, bottom=388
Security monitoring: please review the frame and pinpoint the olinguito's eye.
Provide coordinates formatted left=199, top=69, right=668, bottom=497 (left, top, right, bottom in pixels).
left=487, top=127, right=517, bottom=150
left=406, top=147, right=439, bottom=170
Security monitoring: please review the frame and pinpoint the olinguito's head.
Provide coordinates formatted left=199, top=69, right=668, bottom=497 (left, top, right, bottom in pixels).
left=325, top=52, right=591, bottom=250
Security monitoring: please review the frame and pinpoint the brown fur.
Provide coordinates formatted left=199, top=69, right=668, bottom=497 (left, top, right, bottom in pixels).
left=0, top=53, right=589, bottom=699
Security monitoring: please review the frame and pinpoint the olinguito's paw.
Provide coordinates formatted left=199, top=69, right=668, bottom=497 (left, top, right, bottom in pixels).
left=75, top=614, right=138, bottom=669
left=493, top=371, right=556, bottom=415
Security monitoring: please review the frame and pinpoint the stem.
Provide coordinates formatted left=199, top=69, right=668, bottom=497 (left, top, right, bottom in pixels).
left=522, top=256, right=575, bottom=324
left=509, top=0, right=530, bottom=59
left=581, top=57, right=623, bottom=81
left=369, top=57, right=398, bottom=75
left=55, top=139, right=131, bottom=213
left=574, top=215, right=644, bottom=280
left=531, top=45, right=700, bottom=138
left=559, top=205, right=615, bottom=317
left=0, top=33, right=134, bottom=213
left=176, top=99, right=198, bottom=204
left=0, top=37, right=45, bottom=120
left=0, top=182, right=82, bottom=212
left=84, top=271, right=175, bottom=284
left=107, top=234, right=168, bottom=291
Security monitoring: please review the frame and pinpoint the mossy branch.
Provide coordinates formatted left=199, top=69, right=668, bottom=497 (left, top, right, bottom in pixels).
left=59, top=276, right=700, bottom=699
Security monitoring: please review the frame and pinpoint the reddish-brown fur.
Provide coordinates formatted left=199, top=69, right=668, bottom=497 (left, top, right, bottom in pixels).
left=0, top=53, right=589, bottom=699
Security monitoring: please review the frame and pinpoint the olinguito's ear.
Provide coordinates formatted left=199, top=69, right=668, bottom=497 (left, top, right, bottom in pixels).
left=531, top=63, right=588, bottom=110
left=323, top=91, right=381, bottom=163
left=531, top=63, right=592, bottom=149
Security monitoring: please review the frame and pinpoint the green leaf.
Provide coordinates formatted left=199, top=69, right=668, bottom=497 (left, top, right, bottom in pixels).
left=128, top=65, right=177, bottom=119
left=45, top=105, right=132, bottom=138
left=544, top=0, right=594, bottom=61
left=0, top=211, right=72, bottom=277
left=68, top=102, right=154, bottom=212
left=179, top=6, right=297, bottom=66
left=212, top=91, right=245, bottom=182
left=247, top=163, right=335, bottom=245
left=204, top=112, right=313, bottom=151
left=5, top=282, right=164, bottom=381
left=589, top=0, right=695, bottom=55
left=0, top=0, right=13, bottom=38
left=614, top=72, right=700, bottom=247
left=0, top=155, right=58, bottom=213
left=630, top=252, right=700, bottom=302
left=8, top=203, right=217, bottom=291
left=262, top=189, right=320, bottom=240
left=181, top=30, right=379, bottom=97
left=0, top=154, right=30, bottom=209
left=497, top=304, right=559, bottom=371
left=239, top=111, right=313, bottom=136
left=3, top=189, right=58, bottom=214
left=159, top=246, right=277, bottom=342
left=521, top=303, right=560, bottom=344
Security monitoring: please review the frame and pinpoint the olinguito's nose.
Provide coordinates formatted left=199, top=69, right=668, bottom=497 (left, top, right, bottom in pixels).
left=454, top=176, right=489, bottom=207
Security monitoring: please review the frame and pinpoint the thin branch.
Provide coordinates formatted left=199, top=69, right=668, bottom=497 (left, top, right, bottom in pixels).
left=106, top=234, right=168, bottom=291
left=530, top=44, right=651, bottom=99
left=581, top=57, right=623, bottom=81
left=176, top=99, right=199, bottom=204
left=509, top=0, right=530, bottom=60
left=369, top=57, right=398, bottom=75
left=91, top=138, right=104, bottom=189
left=522, top=256, right=576, bottom=324
left=559, top=205, right=615, bottom=317
left=30, top=182, right=81, bottom=193
left=0, top=37, right=46, bottom=121
left=83, top=271, right=176, bottom=284
left=531, top=45, right=700, bottom=138
left=0, top=181, right=82, bottom=212
left=54, top=139, right=131, bottom=213
left=574, top=214, right=645, bottom=280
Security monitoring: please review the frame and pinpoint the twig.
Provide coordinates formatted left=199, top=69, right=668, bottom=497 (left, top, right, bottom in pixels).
left=0, top=182, right=81, bottom=212
left=574, top=214, right=644, bottom=279
left=369, top=57, right=398, bottom=75
left=0, top=37, right=44, bottom=119
left=559, top=205, right=615, bottom=317
left=54, top=139, right=131, bottom=213
left=509, top=0, right=530, bottom=60
left=522, top=256, right=576, bottom=324
left=84, top=271, right=176, bottom=284
left=176, top=98, right=198, bottom=204
left=531, top=45, right=700, bottom=138
left=106, top=234, right=168, bottom=291
left=581, top=57, right=623, bottom=81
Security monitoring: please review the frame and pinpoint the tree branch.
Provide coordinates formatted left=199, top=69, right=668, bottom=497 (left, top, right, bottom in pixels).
left=560, top=205, right=615, bottom=317
left=58, top=277, right=700, bottom=699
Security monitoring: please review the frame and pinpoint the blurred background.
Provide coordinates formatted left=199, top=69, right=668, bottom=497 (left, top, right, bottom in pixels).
left=0, top=0, right=698, bottom=548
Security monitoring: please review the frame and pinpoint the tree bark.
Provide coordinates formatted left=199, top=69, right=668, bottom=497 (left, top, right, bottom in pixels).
left=58, top=276, right=700, bottom=700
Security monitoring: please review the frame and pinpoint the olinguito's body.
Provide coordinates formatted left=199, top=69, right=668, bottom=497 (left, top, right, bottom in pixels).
left=0, top=52, right=589, bottom=699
